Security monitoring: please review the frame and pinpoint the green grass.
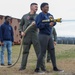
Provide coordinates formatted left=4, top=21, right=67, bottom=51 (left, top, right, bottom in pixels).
left=56, top=49, right=75, bottom=59
left=0, top=44, right=75, bottom=75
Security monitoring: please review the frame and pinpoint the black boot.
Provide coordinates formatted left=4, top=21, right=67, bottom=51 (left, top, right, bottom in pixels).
left=35, top=68, right=40, bottom=72
left=53, top=67, right=64, bottom=72
left=19, top=67, right=25, bottom=71
left=35, top=68, right=45, bottom=74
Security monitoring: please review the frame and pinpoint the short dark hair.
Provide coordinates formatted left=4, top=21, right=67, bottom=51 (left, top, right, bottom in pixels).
left=40, top=2, right=48, bottom=10
left=30, top=3, right=37, bottom=6
left=5, top=16, right=11, bottom=20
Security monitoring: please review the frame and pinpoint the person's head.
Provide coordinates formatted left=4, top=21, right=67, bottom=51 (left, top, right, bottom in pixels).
left=5, top=16, right=11, bottom=23
left=40, top=3, right=49, bottom=13
left=30, top=3, right=38, bottom=13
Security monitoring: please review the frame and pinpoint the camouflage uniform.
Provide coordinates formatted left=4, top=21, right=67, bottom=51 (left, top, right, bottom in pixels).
left=19, top=13, right=41, bottom=69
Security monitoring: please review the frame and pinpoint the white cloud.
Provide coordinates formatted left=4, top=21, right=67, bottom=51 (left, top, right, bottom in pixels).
left=0, top=0, right=75, bottom=37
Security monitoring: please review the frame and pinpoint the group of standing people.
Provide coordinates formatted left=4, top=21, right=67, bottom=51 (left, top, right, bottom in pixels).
left=19, top=2, right=63, bottom=74
left=0, top=2, right=63, bottom=74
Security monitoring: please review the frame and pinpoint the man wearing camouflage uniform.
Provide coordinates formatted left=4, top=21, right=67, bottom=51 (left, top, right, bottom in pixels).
left=19, top=3, right=41, bottom=70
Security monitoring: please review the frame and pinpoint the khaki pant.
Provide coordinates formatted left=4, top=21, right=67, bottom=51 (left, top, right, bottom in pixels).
left=20, top=32, right=41, bottom=69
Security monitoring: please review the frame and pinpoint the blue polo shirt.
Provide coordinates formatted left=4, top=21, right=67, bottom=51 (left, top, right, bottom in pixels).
left=0, top=26, right=2, bottom=41
left=35, top=12, right=56, bottom=35
left=1, top=22, right=14, bottom=42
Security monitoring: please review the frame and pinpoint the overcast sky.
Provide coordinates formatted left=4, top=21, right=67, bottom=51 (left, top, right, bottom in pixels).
left=0, top=0, right=75, bottom=37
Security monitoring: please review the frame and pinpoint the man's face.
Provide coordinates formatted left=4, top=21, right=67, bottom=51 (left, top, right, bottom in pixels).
left=31, top=5, right=38, bottom=13
left=6, top=17, right=11, bottom=23
left=42, top=5, right=49, bottom=13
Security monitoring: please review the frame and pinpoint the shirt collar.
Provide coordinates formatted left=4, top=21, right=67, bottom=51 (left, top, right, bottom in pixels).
left=4, top=22, right=9, bottom=25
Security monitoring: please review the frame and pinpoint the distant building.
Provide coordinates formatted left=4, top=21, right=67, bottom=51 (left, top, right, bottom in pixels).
left=0, top=15, right=21, bottom=44
left=0, top=15, right=75, bottom=45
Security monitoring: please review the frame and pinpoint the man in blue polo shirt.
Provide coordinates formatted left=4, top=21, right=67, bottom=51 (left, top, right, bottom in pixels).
left=35, top=3, right=63, bottom=73
left=0, top=26, right=2, bottom=42
left=1, top=16, right=14, bottom=66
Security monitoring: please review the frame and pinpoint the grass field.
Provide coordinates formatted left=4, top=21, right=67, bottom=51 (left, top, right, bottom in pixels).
left=0, top=44, right=75, bottom=75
